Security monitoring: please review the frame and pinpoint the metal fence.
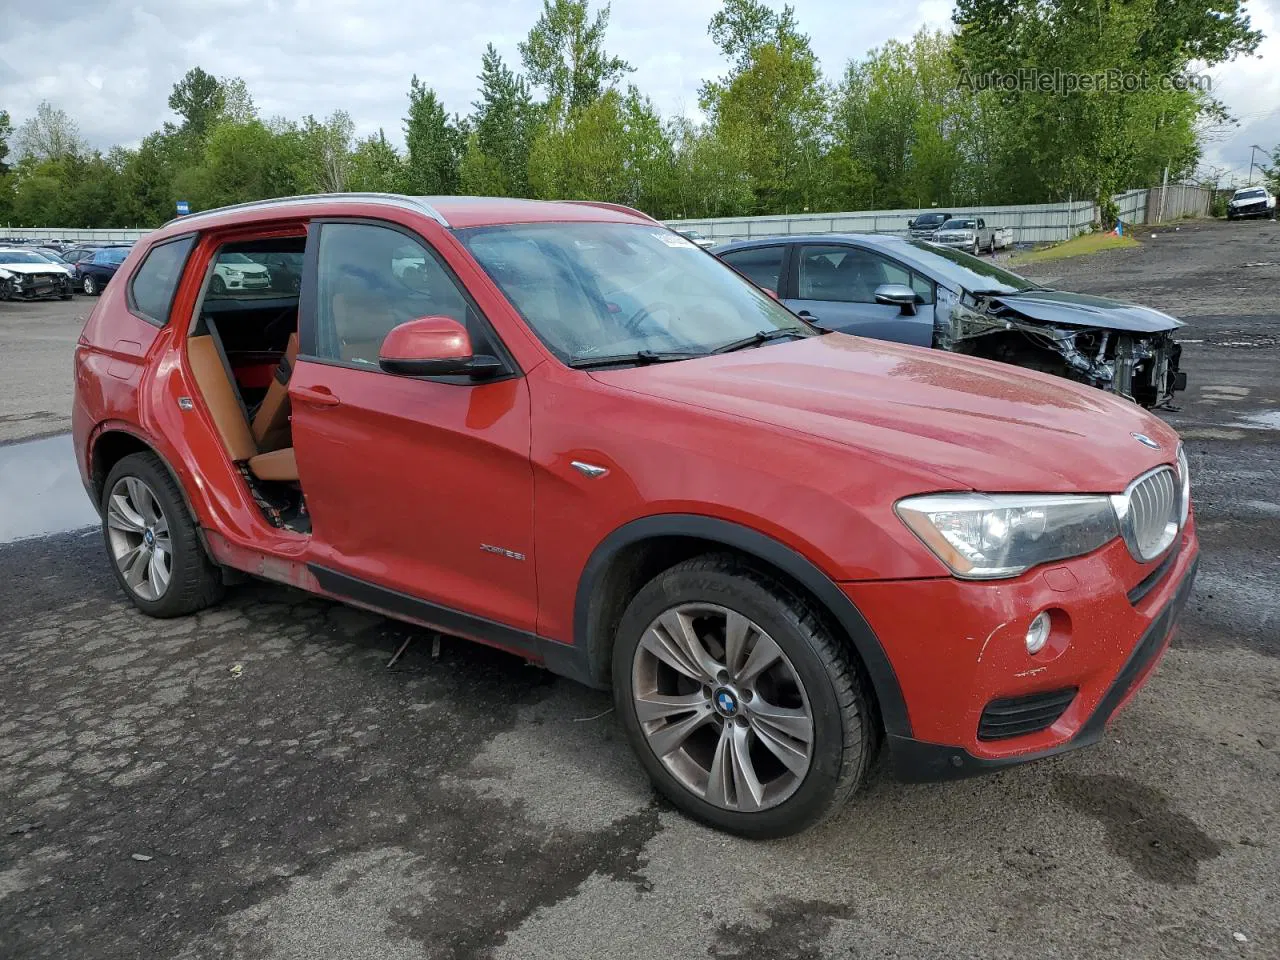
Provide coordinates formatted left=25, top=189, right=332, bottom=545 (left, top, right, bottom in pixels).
left=0, top=227, right=150, bottom=242
left=3, top=182, right=1214, bottom=247
left=666, top=183, right=1215, bottom=245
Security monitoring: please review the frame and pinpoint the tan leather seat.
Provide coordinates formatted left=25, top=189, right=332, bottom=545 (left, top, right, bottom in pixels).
left=188, top=332, right=300, bottom=484
left=246, top=447, right=297, bottom=482
left=251, top=332, right=299, bottom=452
left=332, top=283, right=397, bottom=365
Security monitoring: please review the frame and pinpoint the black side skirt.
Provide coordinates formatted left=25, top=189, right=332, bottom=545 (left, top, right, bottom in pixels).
left=308, top=564, right=596, bottom=687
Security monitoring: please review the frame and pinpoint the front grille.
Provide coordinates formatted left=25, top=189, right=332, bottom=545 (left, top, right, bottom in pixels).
left=978, top=688, right=1078, bottom=741
left=1120, top=466, right=1180, bottom=562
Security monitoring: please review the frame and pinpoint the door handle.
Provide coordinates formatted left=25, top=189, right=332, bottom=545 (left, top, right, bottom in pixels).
left=293, top=386, right=341, bottom=407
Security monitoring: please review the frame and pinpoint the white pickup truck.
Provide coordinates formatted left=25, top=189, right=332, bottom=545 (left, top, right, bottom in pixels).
left=931, top=217, right=1012, bottom=255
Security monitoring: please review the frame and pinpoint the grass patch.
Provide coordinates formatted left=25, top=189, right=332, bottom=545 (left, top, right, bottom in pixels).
left=1010, top=231, right=1139, bottom=265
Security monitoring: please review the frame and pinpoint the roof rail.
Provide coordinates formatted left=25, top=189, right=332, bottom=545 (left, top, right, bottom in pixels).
left=160, top=193, right=449, bottom=229
left=562, top=200, right=661, bottom=224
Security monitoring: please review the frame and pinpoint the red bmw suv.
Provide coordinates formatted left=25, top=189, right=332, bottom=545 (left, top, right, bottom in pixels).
left=73, top=195, right=1199, bottom=837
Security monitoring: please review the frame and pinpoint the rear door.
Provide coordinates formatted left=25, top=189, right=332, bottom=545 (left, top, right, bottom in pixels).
left=290, top=218, right=539, bottom=634
left=785, top=242, right=935, bottom=347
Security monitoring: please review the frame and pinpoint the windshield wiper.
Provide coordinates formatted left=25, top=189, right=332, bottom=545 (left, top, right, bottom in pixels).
left=567, top=349, right=706, bottom=369
left=712, top=329, right=807, bottom=354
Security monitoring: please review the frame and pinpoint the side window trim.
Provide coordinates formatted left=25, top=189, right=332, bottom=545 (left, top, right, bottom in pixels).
left=126, top=234, right=197, bottom=327
left=298, top=217, right=522, bottom=384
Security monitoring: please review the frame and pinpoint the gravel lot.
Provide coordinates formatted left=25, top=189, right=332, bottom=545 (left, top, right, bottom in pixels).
left=1, top=218, right=1277, bottom=959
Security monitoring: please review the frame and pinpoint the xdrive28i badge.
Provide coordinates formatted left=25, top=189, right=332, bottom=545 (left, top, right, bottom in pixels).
left=1131, top=433, right=1161, bottom=450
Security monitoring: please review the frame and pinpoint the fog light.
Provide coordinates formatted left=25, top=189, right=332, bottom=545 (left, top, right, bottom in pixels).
left=1026, top=612, right=1051, bottom=655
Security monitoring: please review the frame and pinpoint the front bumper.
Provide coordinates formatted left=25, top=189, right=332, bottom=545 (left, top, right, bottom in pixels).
left=843, top=526, right=1199, bottom=782
left=9, top=274, right=73, bottom=299
left=1228, top=203, right=1274, bottom=219
left=933, top=236, right=977, bottom=249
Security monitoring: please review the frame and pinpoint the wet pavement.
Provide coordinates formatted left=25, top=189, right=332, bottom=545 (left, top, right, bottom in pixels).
left=1, top=219, right=1278, bottom=959
left=0, top=434, right=98, bottom=544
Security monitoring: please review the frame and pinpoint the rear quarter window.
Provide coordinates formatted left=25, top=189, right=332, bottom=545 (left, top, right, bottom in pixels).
left=129, top=236, right=195, bottom=325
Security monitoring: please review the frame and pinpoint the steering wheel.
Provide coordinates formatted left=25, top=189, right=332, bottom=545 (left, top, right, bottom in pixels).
left=620, top=300, right=675, bottom=338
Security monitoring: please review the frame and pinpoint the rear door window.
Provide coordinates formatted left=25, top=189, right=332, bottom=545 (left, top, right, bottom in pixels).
left=129, top=236, right=195, bottom=324
left=720, top=245, right=786, bottom=294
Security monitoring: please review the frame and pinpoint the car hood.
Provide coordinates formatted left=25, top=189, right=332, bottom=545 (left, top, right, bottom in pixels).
left=592, top=334, right=1178, bottom=493
left=987, top=289, right=1182, bottom=333
left=0, top=262, right=72, bottom=275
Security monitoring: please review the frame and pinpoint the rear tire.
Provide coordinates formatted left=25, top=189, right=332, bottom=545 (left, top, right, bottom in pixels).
left=612, top=554, right=875, bottom=838
left=82, top=275, right=97, bottom=296
left=101, top=452, right=224, bottom=618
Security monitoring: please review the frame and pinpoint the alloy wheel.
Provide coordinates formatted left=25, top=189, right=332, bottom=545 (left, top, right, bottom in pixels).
left=631, top=603, right=814, bottom=812
left=105, top=476, right=173, bottom=601
left=83, top=275, right=96, bottom=295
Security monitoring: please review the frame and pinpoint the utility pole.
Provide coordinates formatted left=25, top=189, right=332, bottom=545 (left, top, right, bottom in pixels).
left=1248, top=145, right=1265, bottom=186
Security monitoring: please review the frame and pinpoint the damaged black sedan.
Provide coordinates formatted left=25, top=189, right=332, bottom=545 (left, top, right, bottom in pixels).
left=715, top=234, right=1185, bottom=408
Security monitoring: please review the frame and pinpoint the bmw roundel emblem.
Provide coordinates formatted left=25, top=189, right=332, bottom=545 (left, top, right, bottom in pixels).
left=1131, top=432, right=1161, bottom=450
left=715, top=689, right=738, bottom=716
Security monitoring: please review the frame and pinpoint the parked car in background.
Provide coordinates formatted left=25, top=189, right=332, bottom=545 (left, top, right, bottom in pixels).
left=715, top=233, right=1186, bottom=408
left=1226, top=186, right=1276, bottom=220
left=0, top=267, right=17, bottom=300
left=907, top=211, right=952, bottom=240
left=74, top=193, right=1198, bottom=838
left=932, top=217, right=997, bottom=255
left=62, top=243, right=114, bottom=274
left=0, top=247, right=75, bottom=300
left=673, top=227, right=716, bottom=248
left=76, top=245, right=131, bottom=295
left=209, top=251, right=272, bottom=295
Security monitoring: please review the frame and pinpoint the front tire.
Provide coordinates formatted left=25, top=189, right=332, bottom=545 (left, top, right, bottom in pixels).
left=101, top=452, right=224, bottom=617
left=612, top=555, right=875, bottom=838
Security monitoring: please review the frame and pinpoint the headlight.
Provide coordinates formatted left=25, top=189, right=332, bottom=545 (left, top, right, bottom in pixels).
left=1176, top=444, right=1191, bottom=526
left=896, top=493, right=1119, bottom=580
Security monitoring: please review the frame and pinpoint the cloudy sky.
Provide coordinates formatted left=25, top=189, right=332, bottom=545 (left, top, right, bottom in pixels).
left=1, top=0, right=1276, bottom=184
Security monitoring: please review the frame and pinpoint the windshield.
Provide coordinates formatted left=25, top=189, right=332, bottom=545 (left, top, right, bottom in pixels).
left=905, top=240, right=1037, bottom=294
left=0, top=250, right=58, bottom=264
left=1235, top=188, right=1265, bottom=199
left=913, top=214, right=947, bottom=227
left=458, top=222, right=810, bottom=363
left=940, top=219, right=976, bottom=231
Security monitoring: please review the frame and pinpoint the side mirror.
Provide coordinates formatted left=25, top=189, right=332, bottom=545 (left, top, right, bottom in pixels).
left=378, top=316, right=501, bottom=379
left=874, top=284, right=919, bottom=316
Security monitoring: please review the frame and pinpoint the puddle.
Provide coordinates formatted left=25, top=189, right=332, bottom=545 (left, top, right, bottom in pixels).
left=0, top=434, right=100, bottom=544
left=1237, top=411, right=1280, bottom=431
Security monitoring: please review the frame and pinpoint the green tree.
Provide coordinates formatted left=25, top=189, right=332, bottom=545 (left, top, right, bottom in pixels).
left=168, top=67, right=226, bottom=139
left=461, top=44, right=538, bottom=196
left=295, top=111, right=355, bottom=193
left=114, top=133, right=176, bottom=225
left=952, top=0, right=1262, bottom=201
left=14, top=101, right=86, bottom=162
left=519, top=0, right=632, bottom=118
left=348, top=130, right=404, bottom=192
left=0, top=110, right=11, bottom=174
left=403, top=76, right=463, bottom=194
left=700, top=0, right=829, bottom=214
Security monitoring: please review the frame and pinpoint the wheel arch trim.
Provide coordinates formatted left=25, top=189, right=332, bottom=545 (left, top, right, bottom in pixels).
left=88, top=423, right=214, bottom=560
left=573, top=513, right=912, bottom=737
